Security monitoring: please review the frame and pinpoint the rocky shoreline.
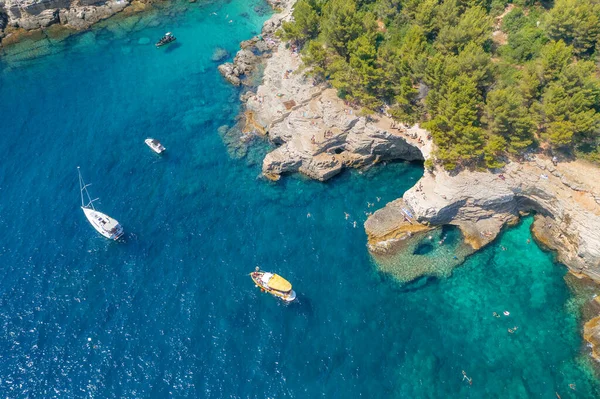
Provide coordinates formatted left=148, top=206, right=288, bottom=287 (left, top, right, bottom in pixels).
left=219, top=0, right=427, bottom=181
left=0, top=0, right=154, bottom=46
left=220, top=0, right=600, bottom=361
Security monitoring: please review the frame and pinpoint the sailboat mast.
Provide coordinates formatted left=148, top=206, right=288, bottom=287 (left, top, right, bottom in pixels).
left=78, top=167, right=95, bottom=210
left=78, top=167, right=84, bottom=207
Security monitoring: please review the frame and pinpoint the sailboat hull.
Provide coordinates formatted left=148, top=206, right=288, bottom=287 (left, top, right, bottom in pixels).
left=82, top=207, right=124, bottom=240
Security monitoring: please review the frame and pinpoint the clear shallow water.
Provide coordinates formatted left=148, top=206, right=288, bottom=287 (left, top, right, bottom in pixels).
left=1, top=1, right=599, bottom=397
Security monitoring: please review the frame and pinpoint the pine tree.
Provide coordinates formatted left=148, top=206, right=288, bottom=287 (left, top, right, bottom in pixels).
left=281, top=0, right=320, bottom=45
left=484, top=88, right=534, bottom=152
left=545, top=0, right=600, bottom=56
left=321, top=0, right=363, bottom=59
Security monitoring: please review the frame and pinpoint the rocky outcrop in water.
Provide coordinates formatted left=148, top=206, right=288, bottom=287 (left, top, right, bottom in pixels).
left=365, top=158, right=600, bottom=282
left=238, top=37, right=427, bottom=181
left=257, top=87, right=425, bottom=181
left=218, top=47, right=260, bottom=86
left=217, top=0, right=294, bottom=86
left=0, top=0, right=136, bottom=42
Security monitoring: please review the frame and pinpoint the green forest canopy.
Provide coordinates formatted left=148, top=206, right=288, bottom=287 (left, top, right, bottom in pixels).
left=281, top=0, right=600, bottom=170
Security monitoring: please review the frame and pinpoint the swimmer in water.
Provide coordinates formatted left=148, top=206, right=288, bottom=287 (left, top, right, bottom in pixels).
left=508, top=328, right=514, bottom=334
left=376, top=197, right=381, bottom=202
left=307, top=213, right=311, bottom=218
left=345, top=212, right=350, bottom=220
left=461, top=371, right=472, bottom=385
left=353, top=221, right=357, bottom=228
left=493, top=312, right=500, bottom=318
left=569, top=384, right=576, bottom=390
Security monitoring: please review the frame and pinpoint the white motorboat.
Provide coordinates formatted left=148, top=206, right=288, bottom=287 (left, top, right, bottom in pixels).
left=78, top=167, right=124, bottom=240
left=145, top=138, right=166, bottom=154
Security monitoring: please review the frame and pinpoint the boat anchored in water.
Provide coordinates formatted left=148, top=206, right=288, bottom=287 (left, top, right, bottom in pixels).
left=156, top=32, right=176, bottom=47
left=145, top=138, right=166, bottom=154
left=78, top=167, right=124, bottom=240
left=250, top=267, right=296, bottom=302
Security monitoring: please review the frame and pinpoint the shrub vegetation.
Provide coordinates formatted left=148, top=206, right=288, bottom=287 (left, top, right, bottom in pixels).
left=281, top=0, right=600, bottom=169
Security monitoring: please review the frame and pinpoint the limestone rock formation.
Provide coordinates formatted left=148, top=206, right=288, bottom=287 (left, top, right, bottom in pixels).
left=241, top=37, right=427, bottom=181
left=584, top=311, right=600, bottom=361
left=365, top=159, right=600, bottom=281
left=218, top=48, right=259, bottom=86
left=217, top=62, right=241, bottom=86
left=0, top=0, right=132, bottom=42
left=259, top=91, right=425, bottom=181
left=217, top=0, right=295, bottom=86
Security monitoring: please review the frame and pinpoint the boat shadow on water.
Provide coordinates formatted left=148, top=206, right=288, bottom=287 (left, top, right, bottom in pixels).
left=164, top=42, right=182, bottom=54
left=289, top=294, right=315, bottom=317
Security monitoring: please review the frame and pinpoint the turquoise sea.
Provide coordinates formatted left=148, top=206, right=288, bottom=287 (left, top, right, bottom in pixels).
left=1, top=1, right=599, bottom=397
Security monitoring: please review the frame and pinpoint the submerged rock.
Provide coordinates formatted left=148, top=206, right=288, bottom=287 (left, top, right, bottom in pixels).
left=211, top=47, right=229, bottom=62
left=584, top=314, right=600, bottom=361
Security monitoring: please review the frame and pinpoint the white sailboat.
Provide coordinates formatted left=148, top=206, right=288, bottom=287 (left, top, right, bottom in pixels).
left=78, top=167, right=124, bottom=240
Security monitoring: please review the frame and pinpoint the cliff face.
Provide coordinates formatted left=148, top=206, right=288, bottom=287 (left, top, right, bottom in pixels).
left=0, top=0, right=131, bottom=41
left=250, top=51, right=425, bottom=181
left=222, top=24, right=426, bottom=181
left=365, top=159, right=600, bottom=281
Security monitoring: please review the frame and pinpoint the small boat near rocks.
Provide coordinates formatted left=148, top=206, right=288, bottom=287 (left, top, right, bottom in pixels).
left=145, top=138, right=166, bottom=154
left=250, top=267, right=296, bottom=302
left=156, top=32, right=176, bottom=47
left=78, top=167, right=124, bottom=240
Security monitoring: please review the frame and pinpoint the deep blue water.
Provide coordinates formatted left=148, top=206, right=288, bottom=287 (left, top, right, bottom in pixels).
left=1, top=1, right=599, bottom=397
